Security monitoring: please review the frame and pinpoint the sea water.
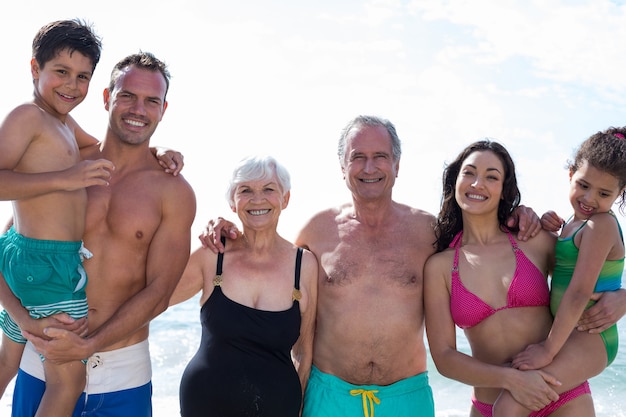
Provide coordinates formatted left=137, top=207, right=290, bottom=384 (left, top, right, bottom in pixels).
left=2, top=293, right=625, bottom=416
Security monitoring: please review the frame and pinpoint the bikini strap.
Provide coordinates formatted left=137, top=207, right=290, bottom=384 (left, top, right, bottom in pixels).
left=504, top=229, right=519, bottom=251
left=213, top=236, right=226, bottom=287
left=451, top=231, right=463, bottom=272
left=292, top=247, right=303, bottom=301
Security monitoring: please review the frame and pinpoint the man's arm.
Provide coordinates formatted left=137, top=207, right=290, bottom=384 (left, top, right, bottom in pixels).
left=199, top=217, right=241, bottom=253
left=25, top=180, right=196, bottom=360
left=577, top=289, right=626, bottom=333
left=89, top=184, right=195, bottom=350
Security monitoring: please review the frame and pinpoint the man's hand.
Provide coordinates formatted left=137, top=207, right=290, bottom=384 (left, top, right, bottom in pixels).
left=18, top=313, right=87, bottom=340
left=540, top=210, right=565, bottom=234
left=577, top=289, right=626, bottom=333
left=198, top=217, right=241, bottom=253
left=22, top=326, right=93, bottom=364
left=507, top=205, right=542, bottom=241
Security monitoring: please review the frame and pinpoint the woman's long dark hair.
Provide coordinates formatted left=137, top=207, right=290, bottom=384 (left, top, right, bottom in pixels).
left=434, top=140, right=521, bottom=252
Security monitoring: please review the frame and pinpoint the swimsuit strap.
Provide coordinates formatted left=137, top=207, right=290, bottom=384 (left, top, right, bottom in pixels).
left=294, top=247, right=303, bottom=289
left=571, top=220, right=588, bottom=240
left=292, top=247, right=303, bottom=301
left=566, top=211, right=623, bottom=241
left=504, top=229, right=519, bottom=251
left=213, top=236, right=226, bottom=287
left=562, top=215, right=587, bottom=241
left=452, top=231, right=463, bottom=272
left=609, top=210, right=624, bottom=241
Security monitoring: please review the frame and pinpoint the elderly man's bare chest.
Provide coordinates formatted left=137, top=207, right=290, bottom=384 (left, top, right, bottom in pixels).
left=321, top=238, right=418, bottom=286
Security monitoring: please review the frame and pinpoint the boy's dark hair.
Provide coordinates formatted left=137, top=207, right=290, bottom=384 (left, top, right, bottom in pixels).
left=32, top=19, right=102, bottom=72
left=108, top=51, right=171, bottom=100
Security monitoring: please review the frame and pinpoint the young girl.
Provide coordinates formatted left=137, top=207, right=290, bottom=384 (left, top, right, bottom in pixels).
left=494, top=128, right=626, bottom=416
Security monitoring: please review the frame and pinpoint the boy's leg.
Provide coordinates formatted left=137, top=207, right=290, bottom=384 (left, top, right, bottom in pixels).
left=0, top=332, right=24, bottom=398
left=35, top=360, right=85, bottom=417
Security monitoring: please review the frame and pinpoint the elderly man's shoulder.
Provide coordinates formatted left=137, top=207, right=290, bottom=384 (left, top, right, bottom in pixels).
left=396, top=202, right=436, bottom=224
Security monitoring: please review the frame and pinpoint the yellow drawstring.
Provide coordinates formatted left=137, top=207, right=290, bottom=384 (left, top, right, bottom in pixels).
left=350, top=389, right=381, bottom=417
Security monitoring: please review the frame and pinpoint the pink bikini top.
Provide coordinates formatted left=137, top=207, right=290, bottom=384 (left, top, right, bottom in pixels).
left=449, top=230, right=550, bottom=329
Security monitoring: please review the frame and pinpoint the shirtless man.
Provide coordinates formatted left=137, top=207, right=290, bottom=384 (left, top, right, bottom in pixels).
left=205, top=115, right=626, bottom=416
left=297, top=115, right=437, bottom=416
left=0, top=51, right=196, bottom=417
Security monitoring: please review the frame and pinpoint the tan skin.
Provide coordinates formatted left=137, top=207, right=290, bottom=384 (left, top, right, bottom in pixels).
left=170, top=174, right=318, bottom=404
left=294, top=126, right=435, bottom=386
left=494, top=161, right=626, bottom=416
left=425, top=150, right=595, bottom=417
left=0, top=63, right=195, bottom=405
left=0, top=52, right=183, bottom=404
left=204, top=125, right=543, bottom=389
left=0, top=49, right=113, bottom=417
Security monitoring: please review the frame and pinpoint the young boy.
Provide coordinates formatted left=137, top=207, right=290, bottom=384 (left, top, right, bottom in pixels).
left=0, top=19, right=113, bottom=416
left=0, top=20, right=185, bottom=416
left=0, top=20, right=184, bottom=414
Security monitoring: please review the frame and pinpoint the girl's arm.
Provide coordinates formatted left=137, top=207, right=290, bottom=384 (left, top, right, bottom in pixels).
left=514, top=213, right=618, bottom=369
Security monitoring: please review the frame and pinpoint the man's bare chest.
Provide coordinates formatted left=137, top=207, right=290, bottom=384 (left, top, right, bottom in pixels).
left=320, top=241, right=419, bottom=286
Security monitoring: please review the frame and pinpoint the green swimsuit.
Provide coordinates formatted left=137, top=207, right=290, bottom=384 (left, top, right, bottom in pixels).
left=551, top=213, right=623, bottom=365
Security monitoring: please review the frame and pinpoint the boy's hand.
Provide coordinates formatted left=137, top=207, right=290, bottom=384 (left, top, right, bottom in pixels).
left=152, top=147, right=184, bottom=176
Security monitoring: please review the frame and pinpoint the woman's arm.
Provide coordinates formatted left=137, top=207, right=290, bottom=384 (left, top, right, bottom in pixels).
left=424, top=253, right=558, bottom=410
left=291, top=249, right=318, bottom=396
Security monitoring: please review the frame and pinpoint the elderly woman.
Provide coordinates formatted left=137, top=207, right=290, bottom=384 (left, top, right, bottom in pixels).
left=171, top=155, right=318, bottom=417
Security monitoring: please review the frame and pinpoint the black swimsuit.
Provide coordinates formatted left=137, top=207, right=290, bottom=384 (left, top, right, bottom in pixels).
left=179, top=246, right=303, bottom=417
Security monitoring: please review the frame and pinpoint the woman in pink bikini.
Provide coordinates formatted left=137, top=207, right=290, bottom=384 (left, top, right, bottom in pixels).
left=424, top=140, right=594, bottom=416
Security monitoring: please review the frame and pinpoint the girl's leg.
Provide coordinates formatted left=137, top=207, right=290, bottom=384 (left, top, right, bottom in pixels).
left=494, top=331, right=606, bottom=417
left=548, top=393, right=595, bottom=417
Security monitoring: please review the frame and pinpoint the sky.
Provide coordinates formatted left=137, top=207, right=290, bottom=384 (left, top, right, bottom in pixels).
left=1, top=0, right=625, bottom=241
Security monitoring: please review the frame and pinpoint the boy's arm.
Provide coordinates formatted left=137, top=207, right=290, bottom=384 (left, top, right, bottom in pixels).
left=151, top=146, right=185, bottom=176
left=0, top=106, right=113, bottom=200
left=68, top=114, right=99, bottom=149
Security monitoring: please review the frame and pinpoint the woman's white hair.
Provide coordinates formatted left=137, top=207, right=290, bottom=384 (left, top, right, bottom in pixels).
left=226, top=155, right=291, bottom=207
